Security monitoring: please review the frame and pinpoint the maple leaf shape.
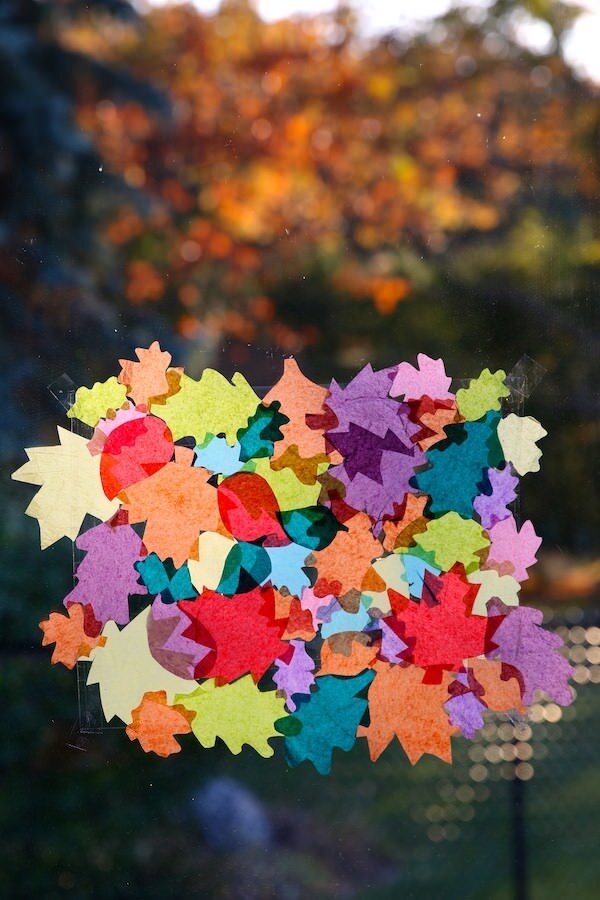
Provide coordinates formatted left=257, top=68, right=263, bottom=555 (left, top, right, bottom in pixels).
left=125, top=690, right=195, bottom=757
left=263, top=358, right=329, bottom=460
left=67, top=377, right=128, bottom=427
left=456, top=368, right=510, bottom=421
left=158, top=370, right=259, bottom=444
left=389, top=354, right=453, bottom=401
left=386, top=568, right=490, bottom=672
left=497, top=414, right=547, bottom=476
left=484, top=516, right=541, bottom=582
left=413, top=412, right=503, bottom=518
left=40, top=603, right=106, bottom=668
left=175, top=676, right=286, bottom=757
left=311, top=512, right=385, bottom=598
left=87, top=608, right=196, bottom=723
left=118, top=341, right=172, bottom=408
left=12, top=427, right=119, bottom=548
left=473, top=465, right=518, bottom=530
left=284, top=671, right=374, bottom=774
left=358, top=663, right=458, bottom=764
left=121, top=461, right=219, bottom=567
left=328, top=444, right=425, bottom=525
left=179, top=584, right=289, bottom=683
left=64, top=522, right=146, bottom=626
left=487, top=604, right=573, bottom=706
left=324, top=364, right=405, bottom=440
left=273, top=639, right=316, bottom=711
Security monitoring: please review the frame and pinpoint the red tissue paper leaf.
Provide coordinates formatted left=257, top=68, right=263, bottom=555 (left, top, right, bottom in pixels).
left=179, top=584, right=289, bottom=684
left=385, top=567, right=501, bottom=672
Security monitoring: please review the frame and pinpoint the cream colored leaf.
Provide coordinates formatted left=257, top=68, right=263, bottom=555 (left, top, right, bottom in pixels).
left=87, top=608, right=197, bottom=724
left=11, top=426, right=118, bottom=549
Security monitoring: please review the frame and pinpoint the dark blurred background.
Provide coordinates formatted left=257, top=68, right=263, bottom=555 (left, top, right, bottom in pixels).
left=1, top=1, right=598, bottom=897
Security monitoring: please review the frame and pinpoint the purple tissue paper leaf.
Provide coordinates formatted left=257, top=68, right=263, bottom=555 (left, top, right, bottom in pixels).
left=444, top=692, right=486, bottom=739
left=390, top=353, right=453, bottom=401
left=487, top=604, right=574, bottom=706
left=273, top=639, right=316, bottom=711
left=328, top=445, right=425, bottom=525
left=147, top=595, right=210, bottom=679
left=325, top=364, right=414, bottom=441
left=474, top=465, right=518, bottom=530
left=64, top=521, right=146, bottom=626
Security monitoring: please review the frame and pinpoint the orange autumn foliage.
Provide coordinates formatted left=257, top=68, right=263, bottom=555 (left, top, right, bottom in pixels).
left=61, top=2, right=600, bottom=349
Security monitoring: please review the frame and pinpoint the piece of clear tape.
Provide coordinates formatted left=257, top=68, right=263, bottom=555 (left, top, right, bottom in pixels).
left=505, top=355, right=546, bottom=399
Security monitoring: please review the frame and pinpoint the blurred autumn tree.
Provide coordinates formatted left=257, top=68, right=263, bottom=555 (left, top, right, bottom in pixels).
left=60, top=0, right=599, bottom=555
left=2, top=0, right=598, bottom=555
left=67, top=1, right=598, bottom=343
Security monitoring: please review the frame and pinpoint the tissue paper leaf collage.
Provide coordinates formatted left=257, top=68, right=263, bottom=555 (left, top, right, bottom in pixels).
left=14, top=343, right=572, bottom=772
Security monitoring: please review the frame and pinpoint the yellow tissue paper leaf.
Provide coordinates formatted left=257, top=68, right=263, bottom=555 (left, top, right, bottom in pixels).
left=497, top=413, right=547, bottom=476
left=467, top=568, right=520, bottom=615
left=456, top=368, right=509, bottom=421
left=87, top=608, right=196, bottom=724
left=158, top=370, right=259, bottom=444
left=188, top=532, right=236, bottom=592
left=67, top=376, right=128, bottom=427
left=249, top=456, right=324, bottom=511
left=413, top=511, right=489, bottom=573
left=11, top=426, right=119, bottom=548
left=175, top=676, right=286, bottom=757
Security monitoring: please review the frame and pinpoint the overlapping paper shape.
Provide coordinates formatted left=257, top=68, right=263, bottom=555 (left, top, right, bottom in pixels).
left=14, top=345, right=572, bottom=772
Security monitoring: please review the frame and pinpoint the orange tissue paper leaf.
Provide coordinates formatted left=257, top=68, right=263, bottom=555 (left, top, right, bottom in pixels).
left=358, top=663, right=458, bottom=764
left=264, top=358, right=329, bottom=460
left=118, top=341, right=172, bottom=408
left=468, top=657, right=525, bottom=713
left=312, top=512, right=384, bottom=598
left=125, top=690, right=195, bottom=757
left=121, top=461, right=220, bottom=566
left=40, top=603, right=106, bottom=669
